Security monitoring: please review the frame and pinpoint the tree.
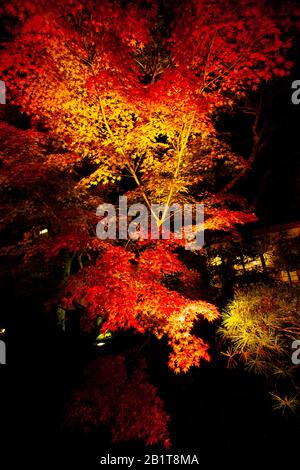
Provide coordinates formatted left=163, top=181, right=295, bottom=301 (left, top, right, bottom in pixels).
left=219, top=283, right=300, bottom=414
left=0, top=0, right=294, bottom=213
left=0, top=120, right=220, bottom=373
left=0, top=0, right=297, bottom=445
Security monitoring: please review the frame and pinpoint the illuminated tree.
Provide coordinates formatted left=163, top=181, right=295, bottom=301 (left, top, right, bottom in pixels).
left=0, top=0, right=297, bottom=445
left=1, top=0, right=294, bottom=213
left=0, top=120, right=219, bottom=372
left=219, top=283, right=300, bottom=413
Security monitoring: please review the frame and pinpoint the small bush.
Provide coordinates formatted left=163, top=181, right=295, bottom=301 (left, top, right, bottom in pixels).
left=219, top=283, right=300, bottom=413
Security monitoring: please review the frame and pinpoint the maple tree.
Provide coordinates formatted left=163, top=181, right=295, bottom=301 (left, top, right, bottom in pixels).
left=0, top=0, right=297, bottom=447
left=0, top=0, right=294, bottom=209
left=65, top=355, right=171, bottom=447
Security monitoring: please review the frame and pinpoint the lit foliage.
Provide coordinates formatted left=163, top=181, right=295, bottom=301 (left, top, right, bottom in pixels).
left=219, top=284, right=300, bottom=412
left=0, top=0, right=297, bottom=444
left=64, top=355, right=171, bottom=448
left=0, top=0, right=294, bottom=212
left=0, top=122, right=104, bottom=278
left=0, top=0, right=286, bottom=371
left=61, top=243, right=220, bottom=373
left=0, top=121, right=220, bottom=373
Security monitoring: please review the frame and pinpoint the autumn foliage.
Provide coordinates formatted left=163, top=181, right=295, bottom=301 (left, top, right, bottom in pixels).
left=219, top=284, right=300, bottom=413
left=0, top=0, right=297, bottom=447
left=65, top=355, right=171, bottom=447
left=61, top=243, right=219, bottom=372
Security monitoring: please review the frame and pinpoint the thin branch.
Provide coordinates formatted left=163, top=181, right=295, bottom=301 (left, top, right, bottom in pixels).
left=159, top=114, right=194, bottom=226
left=93, top=78, right=159, bottom=223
